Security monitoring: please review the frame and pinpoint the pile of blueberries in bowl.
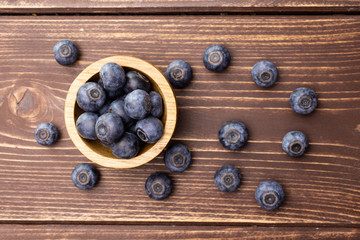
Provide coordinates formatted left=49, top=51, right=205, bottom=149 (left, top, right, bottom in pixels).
left=33, top=40, right=319, bottom=211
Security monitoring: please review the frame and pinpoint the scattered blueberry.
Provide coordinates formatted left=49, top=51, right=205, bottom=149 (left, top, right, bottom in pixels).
left=109, top=98, right=133, bottom=126
left=95, top=113, right=124, bottom=144
left=124, top=89, right=152, bottom=120
left=214, top=165, right=241, bottom=192
left=136, top=116, right=163, bottom=143
left=53, top=40, right=78, bottom=66
left=72, top=163, right=99, bottom=190
left=255, top=180, right=285, bottom=210
left=290, top=87, right=318, bottom=115
left=77, top=82, right=106, bottom=112
left=218, top=120, right=248, bottom=150
left=34, top=122, right=59, bottom=146
left=124, top=70, right=151, bottom=93
left=149, top=91, right=163, bottom=118
left=164, top=143, right=192, bottom=173
left=282, top=130, right=309, bottom=157
left=165, top=60, right=192, bottom=88
left=203, top=44, right=231, bottom=72
left=111, top=132, right=140, bottom=159
left=251, top=60, right=278, bottom=88
left=99, top=62, right=126, bottom=92
left=145, top=172, right=172, bottom=200
left=76, top=112, right=98, bottom=140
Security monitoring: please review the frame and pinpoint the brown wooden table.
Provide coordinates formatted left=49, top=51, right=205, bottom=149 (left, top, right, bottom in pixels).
left=0, top=1, right=359, bottom=239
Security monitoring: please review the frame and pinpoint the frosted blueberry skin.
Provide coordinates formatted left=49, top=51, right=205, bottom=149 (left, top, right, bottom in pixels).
left=95, top=113, right=124, bottom=144
left=145, top=172, right=173, bottom=200
left=76, top=112, right=99, bottom=140
left=77, top=82, right=106, bottom=112
left=135, top=116, right=163, bottom=143
left=124, top=89, right=152, bottom=120
left=255, top=180, right=285, bottom=210
left=149, top=91, right=163, bottom=118
left=290, top=87, right=318, bottom=115
left=111, top=132, right=140, bottom=159
left=53, top=40, right=78, bottom=66
left=109, top=99, right=133, bottom=126
left=165, top=60, right=192, bottom=88
left=164, top=143, right=192, bottom=173
left=99, top=62, right=126, bottom=92
left=282, top=130, right=309, bottom=157
left=214, top=165, right=241, bottom=192
left=34, top=122, right=59, bottom=146
left=124, top=70, right=151, bottom=93
left=72, top=163, right=99, bottom=190
left=251, top=60, right=278, bottom=88
left=203, top=44, right=231, bottom=72
left=218, top=120, right=248, bottom=150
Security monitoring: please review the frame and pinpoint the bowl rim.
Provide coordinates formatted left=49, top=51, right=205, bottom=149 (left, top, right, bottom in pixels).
left=64, top=56, right=177, bottom=169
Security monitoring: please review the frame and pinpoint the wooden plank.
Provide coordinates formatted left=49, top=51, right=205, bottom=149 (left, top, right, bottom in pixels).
left=0, top=15, right=359, bottom=225
left=1, top=0, right=360, bottom=13
left=0, top=225, right=359, bottom=239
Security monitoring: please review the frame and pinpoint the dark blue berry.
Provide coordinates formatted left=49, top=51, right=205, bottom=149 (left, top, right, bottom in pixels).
left=164, top=143, right=192, bottom=173
left=99, top=62, right=126, bottom=92
left=124, top=89, right=152, bottom=120
left=145, top=172, right=172, bottom=200
left=165, top=60, right=192, bottom=88
left=251, top=60, right=278, bottom=88
left=76, top=112, right=98, bottom=140
left=97, top=99, right=111, bottom=116
left=214, top=165, right=241, bottom=192
left=53, top=40, right=78, bottom=66
left=95, top=113, right=124, bottom=144
left=107, top=88, right=124, bottom=100
left=282, top=131, right=309, bottom=157
left=149, top=91, right=163, bottom=118
left=109, top=98, right=133, bottom=126
left=124, top=70, right=151, bottom=93
left=76, top=82, right=106, bottom=112
left=34, top=122, right=59, bottom=146
left=72, top=163, right=99, bottom=190
left=218, top=120, right=248, bottom=150
left=290, top=87, right=318, bottom=115
left=111, top=132, right=140, bottom=159
left=255, top=180, right=284, bottom=210
left=203, top=44, right=231, bottom=72
left=136, top=117, right=163, bottom=143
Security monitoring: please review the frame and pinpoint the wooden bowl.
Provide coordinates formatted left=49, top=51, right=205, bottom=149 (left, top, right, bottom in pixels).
left=64, top=56, right=177, bottom=169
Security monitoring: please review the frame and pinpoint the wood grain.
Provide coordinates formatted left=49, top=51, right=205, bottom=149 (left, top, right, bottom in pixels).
left=1, top=0, right=360, bottom=13
left=0, top=225, right=359, bottom=239
left=0, top=16, right=359, bottom=225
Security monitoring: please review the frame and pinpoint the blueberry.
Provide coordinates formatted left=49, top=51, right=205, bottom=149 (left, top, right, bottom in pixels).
left=282, top=131, right=309, bottom=157
left=218, top=120, right=248, bottom=150
left=290, top=87, right=318, bottom=115
left=124, top=70, right=151, bottom=93
left=214, top=165, right=241, bottom=192
left=145, top=172, right=172, bottom=200
left=164, top=143, right=192, bottom=173
left=71, top=163, right=99, bottom=190
left=124, top=89, right=152, bottom=120
left=149, top=91, right=163, bottom=118
left=77, top=82, right=106, bottom=112
left=34, top=122, right=59, bottom=146
left=76, top=112, right=98, bottom=140
left=255, top=180, right=285, bottom=210
left=99, top=62, right=126, bottom=92
left=251, top=60, right=278, bottom=88
left=111, top=132, right=140, bottom=159
left=109, top=98, right=133, bottom=126
left=165, top=60, right=192, bottom=88
left=203, top=44, right=231, bottom=72
left=97, top=99, right=111, bottom=116
left=100, top=140, right=111, bottom=148
left=136, top=117, right=163, bottom=143
left=95, top=113, right=124, bottom=144
left=53, top=40, right=78, bottom=66
left=126, top=121, right=137, bottom=135
left=107, top=88, right=124, bottom=100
